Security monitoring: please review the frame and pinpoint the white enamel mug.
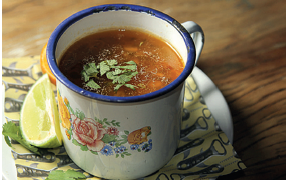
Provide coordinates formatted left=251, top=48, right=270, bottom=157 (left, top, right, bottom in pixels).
left=47, top=4, right=204, bottom=179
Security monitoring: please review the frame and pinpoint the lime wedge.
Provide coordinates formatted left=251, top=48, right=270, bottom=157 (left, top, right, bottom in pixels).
left=20, top=74, right=62, bottom=148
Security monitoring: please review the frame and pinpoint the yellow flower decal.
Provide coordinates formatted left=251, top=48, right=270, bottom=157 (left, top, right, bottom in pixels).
left=57, top=91, right=71, bottom=130
left=64, top=97, right=69, bottom=105
left=127, top=126, right=151, bottom=145
left=65, top=129, right=71, bottom=140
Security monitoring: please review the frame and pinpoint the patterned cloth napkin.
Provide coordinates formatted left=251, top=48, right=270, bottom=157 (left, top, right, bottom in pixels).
left=2, top=56, right=246, bottom=180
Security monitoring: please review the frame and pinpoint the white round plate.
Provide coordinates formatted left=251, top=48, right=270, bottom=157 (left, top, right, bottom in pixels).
left=2, top=83, right=17, bottom=180
left=191, top=66, right=233, bottom=144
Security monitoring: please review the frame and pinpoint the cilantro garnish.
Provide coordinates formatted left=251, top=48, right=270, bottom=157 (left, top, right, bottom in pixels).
left=81, top=60, right=138, bottom=91
left=45, top=169, right=87, bottom=180
left=2, top=121, right=46, bottom=156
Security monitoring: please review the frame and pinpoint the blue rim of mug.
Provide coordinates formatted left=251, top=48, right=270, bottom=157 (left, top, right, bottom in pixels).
left=47, top=4, right=195, bottom=103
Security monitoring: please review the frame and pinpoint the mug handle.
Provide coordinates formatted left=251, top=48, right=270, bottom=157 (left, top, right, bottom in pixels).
left=182, top=21, right=205, bottom=65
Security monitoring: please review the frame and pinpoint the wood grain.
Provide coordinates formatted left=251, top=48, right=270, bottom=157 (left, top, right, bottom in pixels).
left=2, top=0, right=286, bottom=179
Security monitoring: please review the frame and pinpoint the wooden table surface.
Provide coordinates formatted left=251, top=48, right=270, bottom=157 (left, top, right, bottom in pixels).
left=2, top=0, right=286, bottom=180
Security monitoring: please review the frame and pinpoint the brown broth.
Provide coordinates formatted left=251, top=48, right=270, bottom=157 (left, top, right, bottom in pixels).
left=58, top=29, right=184, bottom=97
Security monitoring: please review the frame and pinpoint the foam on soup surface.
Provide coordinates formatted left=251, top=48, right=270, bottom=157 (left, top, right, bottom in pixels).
left=59, top=28, right=184, bottom=97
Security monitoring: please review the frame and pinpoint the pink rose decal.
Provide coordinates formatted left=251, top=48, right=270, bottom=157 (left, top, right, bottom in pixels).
left=71, top=114, right=107, bottom=152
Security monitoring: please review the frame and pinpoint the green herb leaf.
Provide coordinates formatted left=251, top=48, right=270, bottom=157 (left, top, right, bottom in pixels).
left=84, top=63, right=98, bottom=75
left=116, top=61, right=137, bottom=71
left=106, top=71, right=116, bottom=80
left=2, top=122, right=46, bottom=155
left=4, top=135, right=12, bottom=147
left=114, top=84, right=124, bottom=91
left=125, top=84, right=137, bottom=90
left=106, top=59, right=118, bottom=66
left=112, top=68, right=123, bottom=75
left=112, top=74, right=132, bottom=84
left=81, top=70, right=89, bottom=82
left=86, top=80, right=101, bottom=89
left=89, top=62, right=97, bottom=69
left=45, top=169, right=86, bottom=180
left=126, top=60, right=137, bottom=65
left=99, top=61, right=110, bottom=76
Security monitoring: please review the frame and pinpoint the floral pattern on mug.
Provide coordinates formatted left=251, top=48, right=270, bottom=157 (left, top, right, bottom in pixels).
left=57, top=89, right=153, bottom=158
left=57, top=91, right=71, bottom=130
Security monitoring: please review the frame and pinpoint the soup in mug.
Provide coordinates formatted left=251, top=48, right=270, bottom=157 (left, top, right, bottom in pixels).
left=58, top=28, right=184, bottom=97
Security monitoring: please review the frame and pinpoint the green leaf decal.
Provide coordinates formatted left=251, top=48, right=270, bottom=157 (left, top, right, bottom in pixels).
left=72, top=139, right=88, bottom=151
left=101, top=134, right=117, bottom=144
left=90, top=151, right=98, bottom=155
left=75, top=109, right=85, bottom=120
